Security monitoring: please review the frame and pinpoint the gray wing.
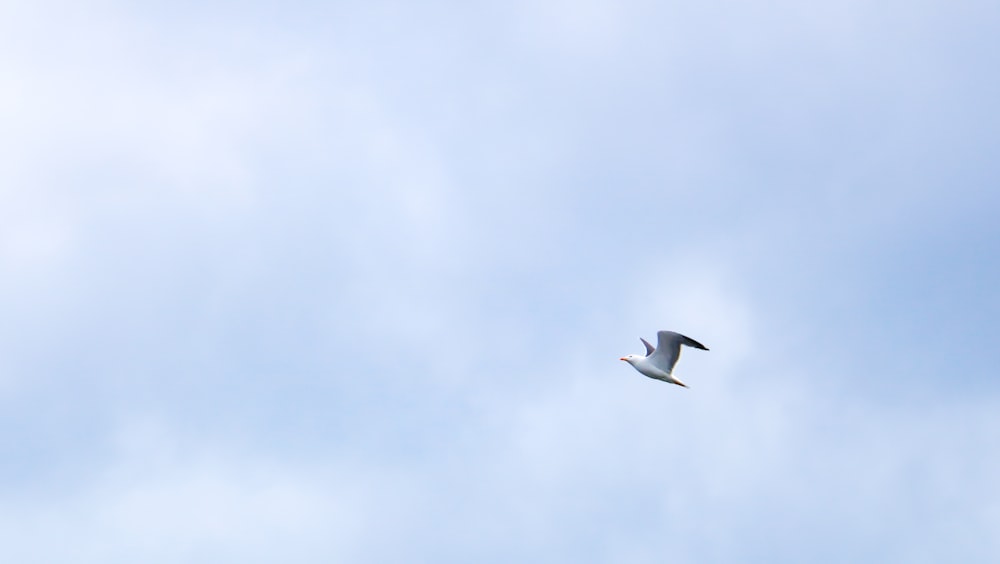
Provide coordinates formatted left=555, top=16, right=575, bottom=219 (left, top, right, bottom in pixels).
left=648, top=330, right=709, bottom=373
left=640, top=337, right=655, bottom=357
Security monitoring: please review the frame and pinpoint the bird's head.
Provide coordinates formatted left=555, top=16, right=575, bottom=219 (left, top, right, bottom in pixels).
left=619, top=354, right=642, bottom=364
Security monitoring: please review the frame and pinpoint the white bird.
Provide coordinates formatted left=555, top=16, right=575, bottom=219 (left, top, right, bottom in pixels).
left=620, top=330, right=709, bottom=388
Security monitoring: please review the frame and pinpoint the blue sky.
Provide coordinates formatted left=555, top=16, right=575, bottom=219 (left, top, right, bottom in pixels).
left=1, top=0, right=999, bottom=561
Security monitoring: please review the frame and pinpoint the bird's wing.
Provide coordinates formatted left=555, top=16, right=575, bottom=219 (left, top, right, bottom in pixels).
left=648, top=330, right=708, bottom=373
left=640, top=337, right=655, bottom=357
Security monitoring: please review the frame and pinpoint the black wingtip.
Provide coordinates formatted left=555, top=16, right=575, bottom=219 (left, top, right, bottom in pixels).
left=683, top=336, right=709, bottom=351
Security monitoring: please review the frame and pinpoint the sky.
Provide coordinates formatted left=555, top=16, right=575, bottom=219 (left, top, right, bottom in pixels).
left=1, top=0, right=999, bottom=561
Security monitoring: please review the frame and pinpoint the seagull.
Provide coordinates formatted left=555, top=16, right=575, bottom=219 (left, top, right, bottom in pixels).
left=620, top=330, right=709, bottom=388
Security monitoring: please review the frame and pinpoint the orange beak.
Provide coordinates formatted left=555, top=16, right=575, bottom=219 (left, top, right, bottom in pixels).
left=619, top=357, right=627, bottom=361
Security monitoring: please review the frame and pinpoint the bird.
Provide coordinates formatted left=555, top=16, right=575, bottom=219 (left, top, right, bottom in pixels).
left=620, top=330, right=709, bottom=388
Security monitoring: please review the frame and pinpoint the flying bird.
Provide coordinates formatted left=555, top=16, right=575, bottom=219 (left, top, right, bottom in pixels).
left=620, top=330, right=709, bottom=388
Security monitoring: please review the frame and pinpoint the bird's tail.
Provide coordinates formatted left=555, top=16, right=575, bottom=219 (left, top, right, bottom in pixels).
left=672, top=378, right=689, bottom=388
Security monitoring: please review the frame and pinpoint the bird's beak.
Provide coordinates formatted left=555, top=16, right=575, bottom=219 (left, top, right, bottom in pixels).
left=619, top=357, right=627, bottom=361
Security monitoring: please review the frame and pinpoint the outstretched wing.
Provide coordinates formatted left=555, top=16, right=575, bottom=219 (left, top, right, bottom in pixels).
left=648, top=330, right=709, bottom=373
left=640, top=337, right=655, bottom=357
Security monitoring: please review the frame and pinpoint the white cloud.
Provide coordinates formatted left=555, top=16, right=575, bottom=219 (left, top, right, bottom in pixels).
left=0, top=419, right=376, bottom=563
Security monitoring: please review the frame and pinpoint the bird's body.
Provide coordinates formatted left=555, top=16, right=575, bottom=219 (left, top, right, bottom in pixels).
left=620, top=330, right=709, bottom=388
